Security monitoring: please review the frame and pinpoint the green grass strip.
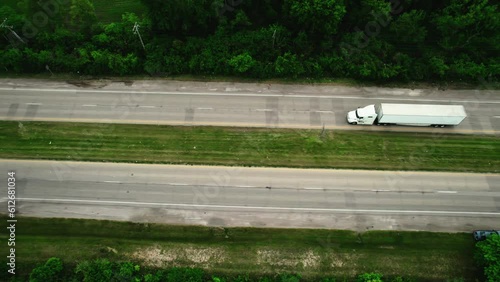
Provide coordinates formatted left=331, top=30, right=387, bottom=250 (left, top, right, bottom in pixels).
left=0, top=121, right=499, bottom=172
left=0, top=216, right=479, bottom=281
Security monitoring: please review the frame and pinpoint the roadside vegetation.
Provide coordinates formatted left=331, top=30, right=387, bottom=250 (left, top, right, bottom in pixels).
left=0, top=121, right=499, bottom=172
left=0, top=216, right=478, bottom=281
left=0, top=0, right=498, bottom=84
left=475, top=234, right=500, bottom=282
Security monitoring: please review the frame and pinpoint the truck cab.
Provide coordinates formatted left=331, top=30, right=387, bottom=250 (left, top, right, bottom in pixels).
left=346, top=105, right=377, bottom=125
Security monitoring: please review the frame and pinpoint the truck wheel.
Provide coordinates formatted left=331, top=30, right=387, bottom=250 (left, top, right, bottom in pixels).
left=351, top=122, right=357, bottom=125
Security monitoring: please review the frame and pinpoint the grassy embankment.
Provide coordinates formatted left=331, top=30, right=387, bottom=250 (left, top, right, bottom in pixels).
left=0, top=121, right=499, bottom=172
left=0, top=216, right=478, bottom=281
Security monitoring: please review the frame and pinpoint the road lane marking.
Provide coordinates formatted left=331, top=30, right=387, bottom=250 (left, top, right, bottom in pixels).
left=82, top=104, right=97, bottom=107
left=493, top=116, right=500, bottom=118
left=104, top=181, right=120, bottom=183
left=256, top=109, right=274, bottom=112
left=2, top=87, right=500, bottom=104
left=17, top=197, right=500, bottom=216
left=371, top=190, right=392, bottom=192
left=26, top=102, right=42, bottom=105
left=196, top=107, right=213, bottom=110
left=305, top=188, right=323, bottom=190
left=139, top=105, right=156, bottom=108
left=167, top=183, right=189, bottom=186
left=315, top=110, right=333, bottom=113
left=437, top=191, right=458, bottom=194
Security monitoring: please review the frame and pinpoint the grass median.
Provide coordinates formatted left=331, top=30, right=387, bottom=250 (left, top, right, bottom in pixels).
left=0, top=121, right=499, bottom=172
left=0, top=216, right=478, bottom=281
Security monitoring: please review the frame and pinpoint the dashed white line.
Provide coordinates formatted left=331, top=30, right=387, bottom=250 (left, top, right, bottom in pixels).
left=493, top=116, right=500, bottom=118
left=196, top=107, right=213, bottom=110
left=437, top=191, right=458, bottom=194
left=167, top=183, right=190, bottom=186
left=315, top=110, right=333, bottom=113
left=18, top=197, right=500, bottom=216
left=82, top=104, right=97, bottom=107
left=26, top=103, right=42, bottom=105
left=371, top=189, right=392, bottom=192
left=104, top=181, right=120, bottom=183
left=138, top=106, right=156, bottom=108
left=3, top=87, right=500, bottom=104
left=305, top=188, right=323, bottom=190
left=256, top=109, right=274, bottom=112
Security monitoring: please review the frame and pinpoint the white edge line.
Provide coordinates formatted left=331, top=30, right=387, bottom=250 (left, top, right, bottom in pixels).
left=16, top=197, right=500, bottom=216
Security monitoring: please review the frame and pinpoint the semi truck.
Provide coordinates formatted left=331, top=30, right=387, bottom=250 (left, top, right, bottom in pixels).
left=346, top=103, right=467, bottom=127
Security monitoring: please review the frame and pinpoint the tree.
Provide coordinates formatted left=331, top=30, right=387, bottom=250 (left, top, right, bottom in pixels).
left=0, top=48, right=24, bottom=73
left=389, top=10, right=428, bottom=45
left=432, top=0, right=499, bottom=58
left=166, top=267, right=204, bottom=282
left=229, top=52, right=256, bottom=73
left=69, top=0, right=97, bottom=33
left=427, top=56, right=449, bottom=78
left=75, top=259, right=114, bottom=282
left=286, top=0, right=346, bottom=36
left=275, top=52, right=304, bottom=78
left=93, top=13, right=148, bottom=54
left=475, top=234, right=500, bottom=282
left=140, top=0, right=220, bottom=36
left=449, top=55, right=487, bottom=79
left=29, top=257, right=63, bottom=282
left=357, top=273, right=383, bottom=282
left=116, top=262, right=141, bottom=281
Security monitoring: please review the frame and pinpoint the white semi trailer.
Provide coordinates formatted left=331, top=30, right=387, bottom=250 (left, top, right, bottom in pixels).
left=346, top=103, right=467, bottom=127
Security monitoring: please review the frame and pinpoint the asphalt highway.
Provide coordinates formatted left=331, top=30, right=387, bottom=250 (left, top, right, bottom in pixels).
left=1, top=160, right=499, bottom=231
left=1, top=79, right=499, bottom=134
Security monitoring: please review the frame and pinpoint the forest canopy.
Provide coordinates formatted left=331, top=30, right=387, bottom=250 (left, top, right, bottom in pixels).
left=0, top=0, right=498, bottom=83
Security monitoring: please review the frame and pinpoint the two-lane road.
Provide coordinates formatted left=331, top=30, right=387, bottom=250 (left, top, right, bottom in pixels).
left=1, top=79, right=499, bottom=134
left=1, top=160, right=499, bottom=231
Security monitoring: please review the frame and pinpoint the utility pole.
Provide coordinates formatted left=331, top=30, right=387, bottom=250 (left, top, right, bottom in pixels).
left=272, top=29, right=276, bottom=49
left=1, top=18, right=25, bottom=44
left=132, top=22, right=145, bottom=51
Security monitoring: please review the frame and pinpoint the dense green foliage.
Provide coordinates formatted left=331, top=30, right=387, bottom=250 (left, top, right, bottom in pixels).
left=29, top=257, right=63, bottom=282
left=6, top=257, right=432, bottom=281
left=475, top=234, right=500, bottom=282
left=0, top=0, right=498, bottom=82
